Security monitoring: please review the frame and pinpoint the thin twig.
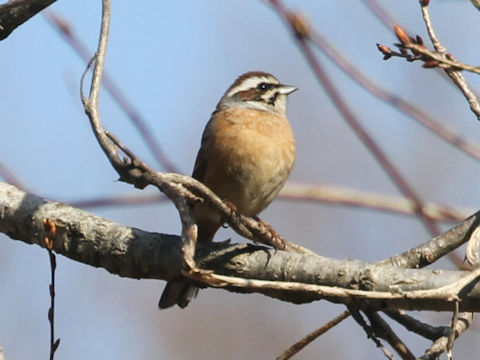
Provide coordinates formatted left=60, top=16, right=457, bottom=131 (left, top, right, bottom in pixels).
left=310, top=27, right=480, bottom=162
left=446, top=301, right=459, bottom=359
left=363, top=0, right=396, bottom=29
left=276, top=310, right=350, bottom=360
left=280, top=183, right=473, bottom=223
left=78, top=0, right=203, bottom=275
left=420, top=3, right=444, bottom=54
left=383, top=310, right=449, bottom=341
left=43, top=219, right=60, bottom=360
left=366, top=0, right=480, bottom=125
left=420, top=312, right=474, bottom=360
left=419, top=4, right=480, bottom=120
left=377, top=211, right=480, bottom=269
left=348, top=308, right=395, bottom=360
left=397, top=42, right=480, bottom=74
left=366, top=311, right=415, bottom=360
left=44, top=11, right=178, bottom=173
left=318, top=0, right=480, bottom=162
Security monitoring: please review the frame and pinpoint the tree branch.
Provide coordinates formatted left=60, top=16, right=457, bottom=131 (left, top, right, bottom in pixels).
left=0, top=0, right=57, bottom=40
left=3, top=182, right=480, bottom=311
left=419, top=312, right=473, bottom=360
left=266, top=0, right=441, bottom=238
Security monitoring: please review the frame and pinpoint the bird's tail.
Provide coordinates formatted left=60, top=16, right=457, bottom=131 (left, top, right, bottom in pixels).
left=158, top=279, right=199, bottom=309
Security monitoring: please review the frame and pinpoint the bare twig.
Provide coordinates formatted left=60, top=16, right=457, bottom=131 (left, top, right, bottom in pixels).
left=377, top=211, right=480, bottom=268
left=366, top=0, right=480, bottom=145
left=383, top=310, right=449, bottom=341
left=79, top=0, right=196, bottom=273
left=366, top=311, right=415, bottom=360
left=419, top=2, right=480, bottom=124
left=44, top=11, right=178, bottom=173
left=348, top=308, right=395, bottom=360
left=276, top=310, right=350, bottom=360
left=420, top=312, right=474, bottom=360
left=363, top=0, right=396, bottom=29
left=446, top=301, right=459, bottom=359
left=69, top=193, right=168, bottom=209
left=280, top=183, right=473, bottom=223
left=43, top=219, right=60, bottom=360
left=380, top=4, right=480, bottom=121
left=420, top=3, right=443, bottom=53
left=392, top=42, right=480, bottom=75
left=294, top=1, right=480, bottom=163
left=317, top=34, right=480, bottom=163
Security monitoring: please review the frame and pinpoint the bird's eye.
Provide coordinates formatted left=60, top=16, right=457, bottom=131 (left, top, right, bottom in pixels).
left=257, top=82, right=271, bottom=91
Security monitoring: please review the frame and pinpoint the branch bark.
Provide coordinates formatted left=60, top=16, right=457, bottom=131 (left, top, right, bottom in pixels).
left=2, top=182, right=480, bottom=311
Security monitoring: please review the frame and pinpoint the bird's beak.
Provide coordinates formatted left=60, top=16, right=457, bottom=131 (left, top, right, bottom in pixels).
left=278, top=85, right=298, bottom=95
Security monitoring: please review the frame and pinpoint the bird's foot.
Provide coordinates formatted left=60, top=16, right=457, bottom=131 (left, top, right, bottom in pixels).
left=253, top=216, right=286, bottom=250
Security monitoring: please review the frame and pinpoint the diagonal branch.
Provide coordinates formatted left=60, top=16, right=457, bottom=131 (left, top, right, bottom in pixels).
left=365, top=311, right=415, bottom=360
left=44, top=11, right=179, bottom=173
left=276, top=310, right=350, bottom=360
left=266, top=0, right=441, bottom=239
left=349, top=307, right=395, bottom=360
left=419, top=2, right=480, bottom=121
left=376, top=210, right=480, bottom=268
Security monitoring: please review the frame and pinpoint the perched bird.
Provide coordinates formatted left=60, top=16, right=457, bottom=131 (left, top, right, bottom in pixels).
left=159, top=71, right=297, bottom=309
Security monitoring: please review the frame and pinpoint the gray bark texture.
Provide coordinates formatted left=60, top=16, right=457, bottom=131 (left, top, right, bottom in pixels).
left=1, top=182, right=480, bottom=311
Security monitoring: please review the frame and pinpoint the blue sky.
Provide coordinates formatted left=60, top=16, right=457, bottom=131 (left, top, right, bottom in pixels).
left=2, top=1, right=480, bottom=359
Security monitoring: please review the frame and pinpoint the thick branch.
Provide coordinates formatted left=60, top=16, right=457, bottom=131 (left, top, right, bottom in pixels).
left=2, top=182, right=480, bottom=311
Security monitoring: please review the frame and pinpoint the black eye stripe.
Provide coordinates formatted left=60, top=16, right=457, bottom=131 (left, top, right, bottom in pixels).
left=257, top=82, right=276, bottom=91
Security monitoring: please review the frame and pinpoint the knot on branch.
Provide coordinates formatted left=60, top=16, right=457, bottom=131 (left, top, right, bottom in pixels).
left=350, top=269, right=375, bottom=291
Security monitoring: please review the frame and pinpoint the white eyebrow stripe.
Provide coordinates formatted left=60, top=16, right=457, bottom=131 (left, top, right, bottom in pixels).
left=226, top=76, right=278, bottom=97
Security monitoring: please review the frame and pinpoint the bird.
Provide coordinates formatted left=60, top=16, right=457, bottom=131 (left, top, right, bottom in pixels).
left=159, top=71, right=297, bottom=309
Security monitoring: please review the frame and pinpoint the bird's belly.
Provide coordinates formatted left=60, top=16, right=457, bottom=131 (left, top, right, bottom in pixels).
left=205, top=132, right=295, bottom=216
